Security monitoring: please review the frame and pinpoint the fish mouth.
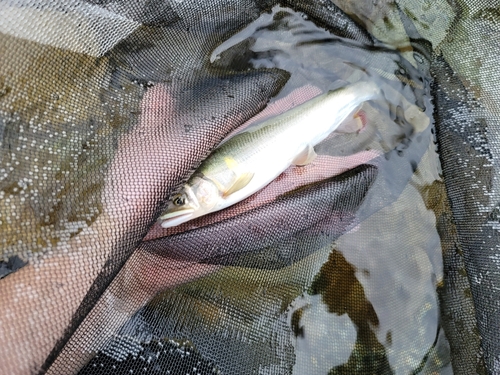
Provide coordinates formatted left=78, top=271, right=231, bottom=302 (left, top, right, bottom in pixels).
left=159, top=209, right=195, bottom=228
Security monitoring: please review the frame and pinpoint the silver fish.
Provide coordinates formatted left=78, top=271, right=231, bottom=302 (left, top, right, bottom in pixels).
left=152, top=164, right=378, bottom=261
left=160, top=81, right=381, bottom=228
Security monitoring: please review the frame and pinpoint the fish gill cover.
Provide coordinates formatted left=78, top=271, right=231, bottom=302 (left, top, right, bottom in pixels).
left=0, top=1, right=499, bottom=374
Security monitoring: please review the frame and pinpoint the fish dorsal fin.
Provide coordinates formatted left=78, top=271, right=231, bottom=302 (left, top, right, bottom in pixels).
left=292, top=144, right=317, bottom=166
left=222, top=172, right=254, bottom=197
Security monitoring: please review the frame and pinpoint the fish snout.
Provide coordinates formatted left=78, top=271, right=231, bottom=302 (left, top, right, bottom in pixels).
left=159, top=208, right=196, bottom=228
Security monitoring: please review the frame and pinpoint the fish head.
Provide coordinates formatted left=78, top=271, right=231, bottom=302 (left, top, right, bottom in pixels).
left=160, top=176, right=220, bottom=228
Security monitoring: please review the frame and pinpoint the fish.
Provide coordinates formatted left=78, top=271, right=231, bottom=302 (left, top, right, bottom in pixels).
left=159, top=80, right=382, bottom=228
left=149, top=164, right=377, bottom=262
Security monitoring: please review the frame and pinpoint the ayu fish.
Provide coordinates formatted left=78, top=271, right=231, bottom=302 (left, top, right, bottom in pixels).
left=150, top=164, right=377, bottom=262
left=160, top=81, right=382, bottom=228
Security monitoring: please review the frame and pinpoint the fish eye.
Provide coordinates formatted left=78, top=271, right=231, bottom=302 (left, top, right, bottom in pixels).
left=172, top=195, right=185, bottom=206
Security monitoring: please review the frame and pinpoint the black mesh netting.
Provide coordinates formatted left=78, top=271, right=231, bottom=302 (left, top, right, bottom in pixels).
left=1, top=1, right=499, bottom=374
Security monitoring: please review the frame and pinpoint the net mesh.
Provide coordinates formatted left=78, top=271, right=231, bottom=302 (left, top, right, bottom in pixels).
left=1, top=1, right=499, bottom=374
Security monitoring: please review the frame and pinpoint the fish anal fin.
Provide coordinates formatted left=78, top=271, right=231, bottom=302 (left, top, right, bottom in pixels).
left=292, top=144, right=317, bottom=166
left=222, top=172, right=254, bottom=197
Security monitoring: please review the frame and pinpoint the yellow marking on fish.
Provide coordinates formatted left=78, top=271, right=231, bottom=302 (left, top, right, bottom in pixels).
left=224, top=156, right=239, bottom=171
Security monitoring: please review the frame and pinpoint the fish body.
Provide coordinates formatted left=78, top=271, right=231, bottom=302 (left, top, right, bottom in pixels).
left=160, top=81, right=381, bottom=228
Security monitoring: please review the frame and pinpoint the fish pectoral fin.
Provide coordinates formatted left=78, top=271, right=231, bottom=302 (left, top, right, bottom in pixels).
left=222, top=172, right=254, bottom=197
left=292, top=144, right=317, bottom=166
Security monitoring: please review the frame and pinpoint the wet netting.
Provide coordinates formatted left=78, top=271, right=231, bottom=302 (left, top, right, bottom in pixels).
left=1, top=1, right=499, bottom=374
